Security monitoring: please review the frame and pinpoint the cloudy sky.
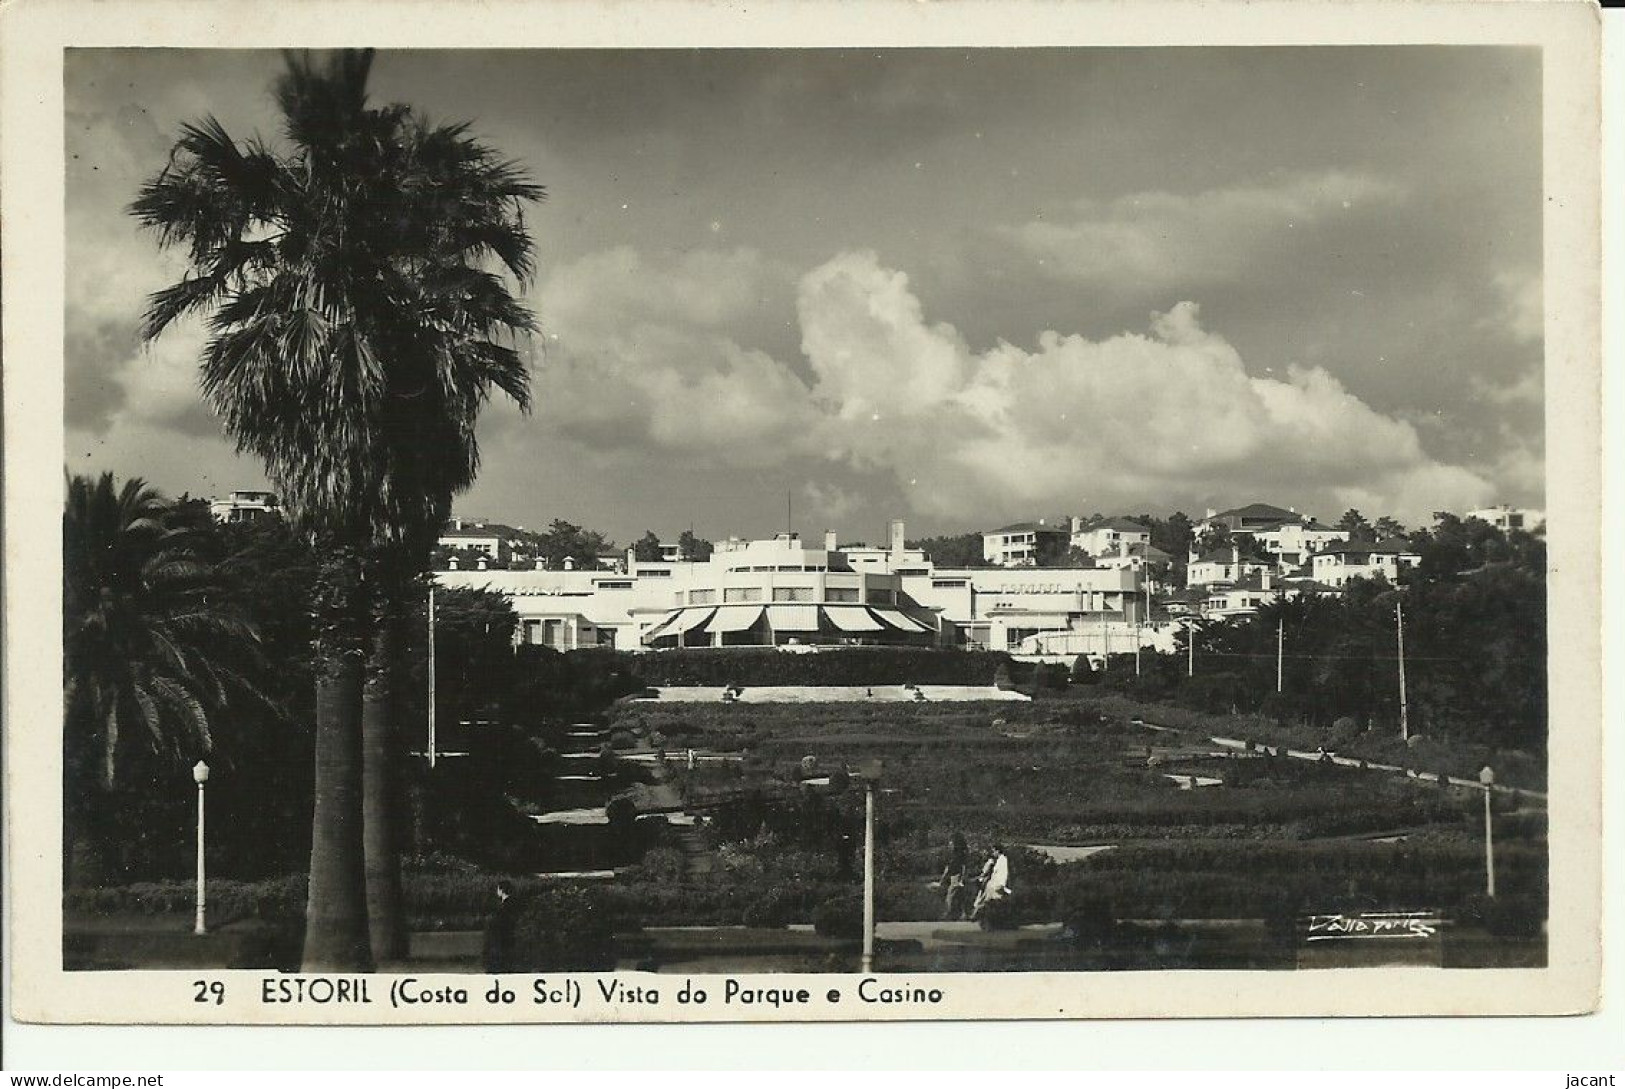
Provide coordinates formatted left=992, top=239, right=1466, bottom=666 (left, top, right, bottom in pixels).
left=66, top=47, right=1543, bottom=543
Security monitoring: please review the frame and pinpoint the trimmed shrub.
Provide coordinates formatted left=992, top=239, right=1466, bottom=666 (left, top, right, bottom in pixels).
left=507, top=886, right=618, bottom=971
left=812, top=893, right=864, bottom=938
left=633, top=847, right=689, bottom=884
left=741, top=887, right=800, bottom=929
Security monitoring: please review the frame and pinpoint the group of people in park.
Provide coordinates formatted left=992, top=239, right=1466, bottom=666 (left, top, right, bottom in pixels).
left=934, top=833, right=1012, bottom=926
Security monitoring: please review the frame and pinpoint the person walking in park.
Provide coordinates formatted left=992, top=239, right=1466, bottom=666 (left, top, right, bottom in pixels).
left=972, top=844, right=1012, bottom=926
left=937, top=831, right=972, bottom=921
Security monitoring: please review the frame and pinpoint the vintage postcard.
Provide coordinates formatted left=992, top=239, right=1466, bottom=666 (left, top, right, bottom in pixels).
left=1, top=0, right=1604, bottom=1026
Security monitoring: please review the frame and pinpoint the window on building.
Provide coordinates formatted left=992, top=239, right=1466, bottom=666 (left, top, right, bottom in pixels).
left=826, top=587, right=860, bottom=603
left=690, top=589, right=717, bottom=605
left=724, top=587, right=762, bottom=603
left=596, top=580, right=633, bottom=590
left=641, top=568, right=672, bottom=577
left=931, top=579, right=967, bottom=589
left=866, top=589, right=895, bottom=605
left=773, top=586, right=815, bottom=602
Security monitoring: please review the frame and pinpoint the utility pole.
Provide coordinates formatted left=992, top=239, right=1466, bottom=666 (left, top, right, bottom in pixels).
left=1134, top=589, right=1142, bottom=678
left=1276, top=618, right=1284, bottom=693
left=1396, top=600, right=1409, bottom=742
left=428, top=585, right=437, bottom=769
left=1186, top=621, right=1194, bottom=677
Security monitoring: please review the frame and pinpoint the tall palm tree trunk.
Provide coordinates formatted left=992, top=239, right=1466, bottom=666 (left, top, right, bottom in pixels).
left=302, top=545, right=374, bottom=971
left=362, top=557, right=408, bottom=963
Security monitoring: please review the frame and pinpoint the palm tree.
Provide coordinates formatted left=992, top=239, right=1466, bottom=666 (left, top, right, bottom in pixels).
left=63, top=473, right=261, bottom=885
left=133, top=50, right=540, bottom=969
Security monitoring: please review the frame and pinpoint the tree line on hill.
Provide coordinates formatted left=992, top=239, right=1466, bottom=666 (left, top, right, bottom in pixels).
left=1096, top=516, right=1547, bottom=752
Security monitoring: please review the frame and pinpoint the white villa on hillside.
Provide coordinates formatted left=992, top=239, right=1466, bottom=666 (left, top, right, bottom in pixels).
left=1466, top=505, right=1545, bottom=533
left=981, top=521, right=1068, bottom=567
left=1309, top=538, right=1422, bottom=587
left=209, top=490, right=279, bottom=524
left=1186, top=546, right=1275, bottom=589
left=1068, top=515, right=1151, bottom=557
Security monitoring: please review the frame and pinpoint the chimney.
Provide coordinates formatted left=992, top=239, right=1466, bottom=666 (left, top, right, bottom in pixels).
left=1262, top=569, right=1272, bottom=591
left=1118, top=538, right=1128, bottom=558
left=889, top=519, right=906, bottom=554
left=1231, top=544, right=1240, bottom=569
left=825, top=529, right=838, bottom=552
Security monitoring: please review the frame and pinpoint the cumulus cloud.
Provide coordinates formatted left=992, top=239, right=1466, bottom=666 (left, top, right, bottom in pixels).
left=1489, top=268, right=1543, bottom=344
left=998, top=171, right=1402, bottom=288
left=527, top=246, right=1493, bottom=525
left=531, top=247, right=818, bottom=463
left=792, top=253, right=1491, bottom=523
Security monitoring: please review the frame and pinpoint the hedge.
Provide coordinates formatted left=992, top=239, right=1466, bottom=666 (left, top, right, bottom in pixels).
left=612, top=647, right=1015, bottom=688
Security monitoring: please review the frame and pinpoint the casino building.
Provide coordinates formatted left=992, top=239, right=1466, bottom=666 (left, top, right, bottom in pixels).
left=434, top=523, right=1145, bottom=654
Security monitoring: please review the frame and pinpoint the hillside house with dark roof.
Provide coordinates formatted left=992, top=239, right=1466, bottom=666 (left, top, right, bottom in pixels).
left=1309, top=538, right=1421, bottom=588
left=1196, top=502, right=1302, bottom=536
left=1186, top=545, right=1276, bottom=589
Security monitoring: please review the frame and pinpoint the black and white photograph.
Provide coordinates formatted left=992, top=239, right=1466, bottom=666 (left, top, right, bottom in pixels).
left=2, top=0, right=1606, bottom=1031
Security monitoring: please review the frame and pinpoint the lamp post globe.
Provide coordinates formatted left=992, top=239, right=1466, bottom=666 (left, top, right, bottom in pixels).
left=193, top=760, right=210, bottom=785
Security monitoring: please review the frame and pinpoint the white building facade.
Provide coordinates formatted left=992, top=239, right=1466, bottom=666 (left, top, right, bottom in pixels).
left=436, top=526, right=1146, bottom=655
left=1309, top=539, right=1422, bottom=587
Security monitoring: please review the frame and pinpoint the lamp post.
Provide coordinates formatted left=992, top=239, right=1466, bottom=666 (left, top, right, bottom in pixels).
left=862, top=778, right=875, bottom=974
left=192, top=760, right=210, bottom=935
left=428, top=585, right=438, bottom=769
left=850, top=758, right=884, bottom=975
left=1478, top=765, right=1496, bottom=898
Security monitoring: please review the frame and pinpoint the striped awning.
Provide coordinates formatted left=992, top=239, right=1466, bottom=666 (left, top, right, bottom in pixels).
left=766, top=604, right=820, bottom=632
left=875, top=608, right=930, bottom=633
left=824, top=606, right=884, bottom=633
left=641, top=614, right=679, bottom=642
left=710, top=605, right=764, bottom=633
left=672, top=607, right=716, bottom=634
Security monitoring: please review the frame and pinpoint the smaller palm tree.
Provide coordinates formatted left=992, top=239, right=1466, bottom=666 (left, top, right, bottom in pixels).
left=63, top=472, right=263, bottom=884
